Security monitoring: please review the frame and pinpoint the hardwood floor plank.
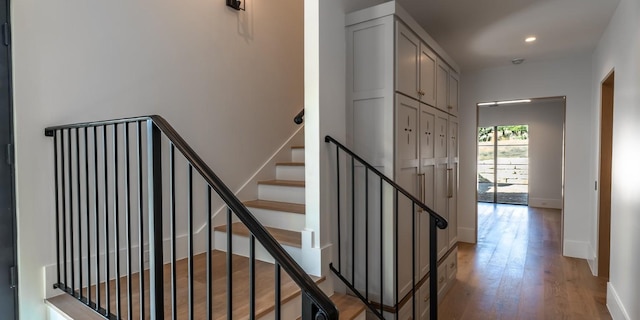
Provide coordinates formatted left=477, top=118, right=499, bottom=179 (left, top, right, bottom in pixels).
left=440, top=203, right=611, bottom=320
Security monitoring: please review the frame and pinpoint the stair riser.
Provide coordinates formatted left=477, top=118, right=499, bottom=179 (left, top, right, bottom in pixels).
left=249, top=207, right=305, bottom=231
left=276, top=165, right=305, bottom=181
left=258, top=185, right=305, bottom=204
left=214, top=232, right=302, bottom=264
left=291, top=149, right=305, bottom=162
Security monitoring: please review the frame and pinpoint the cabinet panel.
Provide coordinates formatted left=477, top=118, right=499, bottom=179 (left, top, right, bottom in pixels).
left=448, top=71, right=459, bottom=116
left=396, top=22, right=420, bottom=100
left=420, top=45, right=437, bottom=107
left=448, top=117, right=458, bottom=247
left=435, top=59, right=449, bottom=112
left=434, top=112, right=448, bottom=158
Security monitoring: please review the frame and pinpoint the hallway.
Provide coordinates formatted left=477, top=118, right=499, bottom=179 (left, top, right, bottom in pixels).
left=439, top=203, right=610, bottom=319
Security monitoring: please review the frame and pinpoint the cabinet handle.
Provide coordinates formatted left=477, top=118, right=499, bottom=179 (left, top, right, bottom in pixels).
left=439, top=276, right=445, bottom=283
left=450, top=262, right=455, bottom=269
left=417, top=173, right=425, bottom=212
left=424, top=297, right=428, bottom=302
left=447, top=105, right=453, bottom=109
left=447, top=168, right=453, bottom=198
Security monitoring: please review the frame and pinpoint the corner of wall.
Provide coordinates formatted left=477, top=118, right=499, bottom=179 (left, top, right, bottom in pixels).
left=607, top=282, right=631, bottom=320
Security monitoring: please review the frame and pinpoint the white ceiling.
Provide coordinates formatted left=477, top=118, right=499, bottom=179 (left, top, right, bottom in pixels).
left=346, top=0, right=620, bottom=72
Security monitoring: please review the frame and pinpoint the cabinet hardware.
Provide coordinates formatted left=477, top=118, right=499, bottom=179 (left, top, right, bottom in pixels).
left=447, top=168, right=453, bottom=198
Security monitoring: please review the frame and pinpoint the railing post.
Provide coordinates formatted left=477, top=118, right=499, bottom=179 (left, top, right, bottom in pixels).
left=147, top=120, right=164, bottom=319
left=430, top=217, right=438, bottom=320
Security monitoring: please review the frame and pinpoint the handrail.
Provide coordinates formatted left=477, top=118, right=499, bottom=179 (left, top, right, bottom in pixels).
left=294, top=109, right=304, bottom=124
left=324, top=135, right=447, bottom=229
left=45, top=115, right=338, bottom=319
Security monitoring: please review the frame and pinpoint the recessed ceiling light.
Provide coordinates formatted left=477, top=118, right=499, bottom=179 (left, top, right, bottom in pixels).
left=525, top=36, right=537, bottom=43
left=496, top=99, right=531, bottom=105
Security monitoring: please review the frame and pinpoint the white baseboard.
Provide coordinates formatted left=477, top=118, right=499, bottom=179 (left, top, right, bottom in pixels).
left=587, top=243, right=597, bottom=276
left=528, top=197, right=562, bottom=209
left=563, top=240, right=590, bottom=259
left=607, top=282, right=631, bottom=320
left=457, top=227, right=476, bottom=243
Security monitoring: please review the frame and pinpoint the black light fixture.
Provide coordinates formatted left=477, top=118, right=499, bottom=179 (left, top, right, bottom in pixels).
left=227, top=0, right=245, bottom=11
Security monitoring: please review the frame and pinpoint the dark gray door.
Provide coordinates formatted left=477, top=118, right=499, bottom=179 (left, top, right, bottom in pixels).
left=0, top=0, right=17, bottom=318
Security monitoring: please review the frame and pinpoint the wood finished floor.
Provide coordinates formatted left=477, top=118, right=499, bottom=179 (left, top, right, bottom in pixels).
left=438, top=203, right=611, bottom=320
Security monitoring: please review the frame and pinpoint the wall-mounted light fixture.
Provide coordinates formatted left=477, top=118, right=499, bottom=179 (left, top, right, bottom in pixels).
left=227, top=0, right=245, bottom=11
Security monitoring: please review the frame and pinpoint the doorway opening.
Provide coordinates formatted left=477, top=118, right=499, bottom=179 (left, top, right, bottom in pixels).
left=477, top=125, right=529, bottom=205
left=598, top=70, right=614, bottom=278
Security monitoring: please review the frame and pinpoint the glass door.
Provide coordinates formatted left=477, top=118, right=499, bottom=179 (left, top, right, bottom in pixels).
left=477, top=125, right=529, bottom=205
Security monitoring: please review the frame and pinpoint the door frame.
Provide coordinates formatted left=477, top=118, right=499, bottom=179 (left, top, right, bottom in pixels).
left=0, top=0, right=18, bottom=316
left=597, top=70, right=614, bottom=278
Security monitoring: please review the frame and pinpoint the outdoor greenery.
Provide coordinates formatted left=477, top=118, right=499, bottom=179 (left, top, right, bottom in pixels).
left=478, top=125, right=529, bottom=142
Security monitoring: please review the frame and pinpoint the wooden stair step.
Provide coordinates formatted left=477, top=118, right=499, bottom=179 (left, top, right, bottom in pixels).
left=291, top=146, right=304, bottom=149
left=276, top=161, right=305, bottom=166
left=47, top=250, right=326, bottom=320
left=258, top=179, right=305, bottom=187
left=244, top=199, right=305, bottom=214
left=215, top=222, right=302, bottom=248
left=297, top=293, right=366, bottom=320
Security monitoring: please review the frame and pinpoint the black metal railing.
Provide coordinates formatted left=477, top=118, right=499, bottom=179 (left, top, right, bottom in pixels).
left=45, top=115, right=337, bottom=320
left=294, top=109, right=304, bottom=125
left=325, top=135, right=448, bottom=320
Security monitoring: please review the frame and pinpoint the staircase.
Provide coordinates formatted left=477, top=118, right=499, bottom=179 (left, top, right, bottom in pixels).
left=43, top=116, right=365, bottom=320
left=213, top=144, right=366, bottom=319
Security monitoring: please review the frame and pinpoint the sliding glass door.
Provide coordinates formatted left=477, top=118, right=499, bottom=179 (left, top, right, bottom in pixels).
left=477, top=125, right=529, bottom=205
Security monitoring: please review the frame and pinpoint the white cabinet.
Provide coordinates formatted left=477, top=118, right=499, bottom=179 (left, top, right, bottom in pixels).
left=346, top=1, right=459, bottom=313
left=397, top=21, right=437, bottom=106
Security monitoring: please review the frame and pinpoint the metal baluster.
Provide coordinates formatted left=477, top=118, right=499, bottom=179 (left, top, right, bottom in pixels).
left=76, top=128, right=82, bottom=299
left=379, top=177, right=383, bottom=315
left=207, top=186, right=213, bottom=320
left=351, top=157, right=355, bottom=283
left=113, top=124, right=121, bottom=318
left=147, top=120, right=164, bottom=319
left=84, top=127, right=91, bottom=306
left=275, top=263, right=281, bottom=320
left=124, top=123, right=132, bottom=320
left=365, top=168, right=369, bottom=301
left=136, top=121, right=145, bottom=320
left=412, top=202, right=416, bottom=320
left=394, top=189, right=398, bottom=310
left=93, top=127, right=101, bottom=312
left=249, top=235, right=256, bottom=319
left=227, top=207, right=233, bottom=320
left=103, top=125, right=110, bottom=316
left=336, top=145, right=341, bottom=273
left=430, top=217, right=438, bottom=320
left=170, top=143, right=177, bottom=320
left=188, top=165, right=194, bottom=319
left=68, top=129, right=74, bottom=294
left=53, top=131, right=61, bottom=289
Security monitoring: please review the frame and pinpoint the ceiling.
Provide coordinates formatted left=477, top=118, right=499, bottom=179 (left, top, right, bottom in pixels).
left=346, top=0, right=620, bottom=72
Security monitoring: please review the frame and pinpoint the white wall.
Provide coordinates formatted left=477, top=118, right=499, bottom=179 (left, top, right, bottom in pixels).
left=459, top=54, right=595, bottom=260
left=478, top=100, right=565, bottom=208
left=592, top=0, right=640, bottom=318
left=11, top=0, right=303, bottom=318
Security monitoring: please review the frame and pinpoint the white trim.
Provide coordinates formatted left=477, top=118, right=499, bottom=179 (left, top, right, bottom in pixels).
left=587, top=242, right=598, bottom=276
left=563, top=240, right=590, bottom=259
left=607, top=282, right=631, bottom=320
left=528, top=198, right=563, bottom=209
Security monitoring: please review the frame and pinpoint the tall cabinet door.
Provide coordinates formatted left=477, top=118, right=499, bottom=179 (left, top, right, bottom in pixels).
left=434, top=110, right=449, bottom=259
left=396, top=22, right=420, bottom=100
left=419, top=45, right=437, bottom=107
left=395, top=94, right=420, bottom=298
left=448, top=116, right=459, bottom=247
left=418, top=103, right=437, bottom=278
left=435, top=59, right=450, bottom=112
left=448, top=71, right=459, bottom=116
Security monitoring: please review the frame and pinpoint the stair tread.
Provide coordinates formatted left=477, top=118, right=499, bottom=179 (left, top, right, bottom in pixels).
left=297, top=293, right=366, bottom=320
left=215, top=222, right=302, bottom=248
left=48, top=250, right=325, bottom=320
left=291, top=146, right=305, bottom=149
left=258, top=179, right=305, bottom=187
left=245, top=199, right=305, bottom=214
left=276, top=161, right=305, bottom=166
